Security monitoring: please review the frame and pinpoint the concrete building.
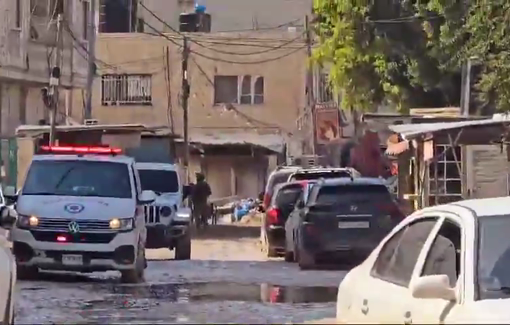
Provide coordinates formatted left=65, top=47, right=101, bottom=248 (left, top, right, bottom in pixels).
left=0, top=0, right=88, bottom=185
left=72, top=30, right=307, bottom=198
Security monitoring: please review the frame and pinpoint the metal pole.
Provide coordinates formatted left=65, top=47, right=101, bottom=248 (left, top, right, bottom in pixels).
left=49, top=14, right=64, bottom=145
left=304, top=15, right=316, bottom=155
left=181, top=37, right=190, bottom=182
left=84, top=0, right=96, bottom=120
left=462, top=58, right=472, bottom=117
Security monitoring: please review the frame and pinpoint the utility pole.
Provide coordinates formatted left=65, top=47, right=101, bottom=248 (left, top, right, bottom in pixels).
left=49, top=14, right=64, bottom=145
left=304, top=14, right=316, bottom=155
left=181, top=37, right=190, bottom=182
left=461, top=58, right=472, bottom=117
left=84, top=0, right=96, bottom=120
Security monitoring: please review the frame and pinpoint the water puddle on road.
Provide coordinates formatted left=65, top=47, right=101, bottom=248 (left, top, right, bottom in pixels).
left=98, top=282, right=338, bottom=306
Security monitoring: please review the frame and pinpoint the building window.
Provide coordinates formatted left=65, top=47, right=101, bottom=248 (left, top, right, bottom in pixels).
left=240, top=75, right=252, bottom=104
left=254, top=77, right=264, bottom=104
left=428, top=144, right=462, bottom=205
left=214, top=75, right=265, bottom=105
left=101, top=74, right=152, bottom=106
left=82, top=0, right=90, bottom=40
left=15, top=0, right=22, bottom=29
left=214, top=75, right=239, bottom=104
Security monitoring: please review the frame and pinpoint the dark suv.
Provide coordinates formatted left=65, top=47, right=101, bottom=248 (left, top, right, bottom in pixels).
left=261, top=181, right=311, bottom=258
left=285, top=177, right=404, bottom=269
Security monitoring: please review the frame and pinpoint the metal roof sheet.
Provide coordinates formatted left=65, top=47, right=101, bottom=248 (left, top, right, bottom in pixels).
left=16, top=124, right=147, bottom=136
left=177, top=133, right=285, bottom=153
left=388, top=118, right=510, bottom=140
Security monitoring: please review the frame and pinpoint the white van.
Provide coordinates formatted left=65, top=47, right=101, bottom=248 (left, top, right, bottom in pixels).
left=8, top=145, right=156, bottom=283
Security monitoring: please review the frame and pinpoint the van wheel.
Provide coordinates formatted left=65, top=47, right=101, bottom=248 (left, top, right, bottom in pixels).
left=16, top=265, right=39, bottom=280
left=175, top=233, right=191, bottom=260
left=121, top=248, right=145, bottom=283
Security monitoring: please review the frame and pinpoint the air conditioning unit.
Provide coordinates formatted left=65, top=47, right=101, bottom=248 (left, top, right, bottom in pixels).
left=84, top=119, right=99, bottom=125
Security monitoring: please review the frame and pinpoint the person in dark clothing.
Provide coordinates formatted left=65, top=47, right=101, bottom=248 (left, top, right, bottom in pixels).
left=191, top=172, right=212, bottom=227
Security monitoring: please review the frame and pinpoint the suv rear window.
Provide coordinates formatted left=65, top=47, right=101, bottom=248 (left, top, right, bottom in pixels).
left=316, top=184, right=390, bottom=205
left=274, top=185, right=302, bottom=207
left=290, top=170, right=351, bottom=181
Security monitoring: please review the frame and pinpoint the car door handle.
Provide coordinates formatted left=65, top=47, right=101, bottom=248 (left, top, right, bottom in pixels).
left=404, top=311, right=412, bottom=324
left=361, top=299, right=369, bottom=315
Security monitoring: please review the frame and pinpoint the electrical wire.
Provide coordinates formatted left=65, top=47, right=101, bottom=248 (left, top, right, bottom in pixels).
left=140, top=18, right=306, bottom=65
left=138, top=1, right=305, bottom=57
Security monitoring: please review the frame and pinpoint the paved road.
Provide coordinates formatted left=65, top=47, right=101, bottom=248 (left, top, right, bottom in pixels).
left=14, top=225, right=346, bottom=324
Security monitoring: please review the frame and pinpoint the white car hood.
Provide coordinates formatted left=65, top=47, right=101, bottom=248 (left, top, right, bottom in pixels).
left=17, top=195, right=136, bottom=220
left=153, top=192, right=181, bottom=207
left=461, top=299, right=510, bottom=323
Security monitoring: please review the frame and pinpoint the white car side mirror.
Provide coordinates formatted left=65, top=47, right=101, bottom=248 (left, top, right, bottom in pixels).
left=3, top=186, right=16, bottom=198
left=411, top=274, right=456, bottom=301
left=139, top=190, right=157, bottom=205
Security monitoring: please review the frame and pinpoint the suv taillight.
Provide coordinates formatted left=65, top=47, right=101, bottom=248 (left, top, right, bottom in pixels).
left=267, top=207, right=280, bottom=224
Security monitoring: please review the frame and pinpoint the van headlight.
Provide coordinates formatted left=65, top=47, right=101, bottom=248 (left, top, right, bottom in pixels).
left=109, top=218, right=134, bottom=231
left=17, top=215, right=38, bottom=229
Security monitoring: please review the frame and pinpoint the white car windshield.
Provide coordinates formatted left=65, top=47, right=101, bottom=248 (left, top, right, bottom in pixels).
left=477, top=215, right=510, bottom=299
left=22, top=160, right=132, bottom=199
left=138, top=169, right=179, bottom=194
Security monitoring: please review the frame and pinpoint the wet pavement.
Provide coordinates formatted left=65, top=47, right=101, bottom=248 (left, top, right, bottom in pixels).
left=14, top=227, right=348, bottom=324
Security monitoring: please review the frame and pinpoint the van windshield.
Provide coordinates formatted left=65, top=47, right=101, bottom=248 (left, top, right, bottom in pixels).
left=22, top=160, right=132, bottom=199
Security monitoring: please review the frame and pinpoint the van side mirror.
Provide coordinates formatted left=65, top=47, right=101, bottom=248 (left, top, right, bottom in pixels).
left=411, top=274, right=456, bottom=301
left=3, top=186, right=17, bottom=200
left=0, top=206, right=17, bottom=229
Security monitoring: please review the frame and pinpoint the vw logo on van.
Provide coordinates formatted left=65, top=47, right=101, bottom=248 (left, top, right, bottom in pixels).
left=64, top=203, right=84, bottom=214
left=68, top=221, right=80, bottom=234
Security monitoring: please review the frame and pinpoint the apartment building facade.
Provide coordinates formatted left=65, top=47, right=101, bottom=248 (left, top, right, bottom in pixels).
left=0, top=0, right=88, bottom=135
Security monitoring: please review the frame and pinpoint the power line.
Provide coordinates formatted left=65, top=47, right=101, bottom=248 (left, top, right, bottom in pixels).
left=140, top=17, right=306, bottom=65
left=138, top=2, right=305, bottom=57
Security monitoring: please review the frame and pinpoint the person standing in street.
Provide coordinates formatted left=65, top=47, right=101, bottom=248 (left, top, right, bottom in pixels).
left=191, top=172, right=212, bottom=228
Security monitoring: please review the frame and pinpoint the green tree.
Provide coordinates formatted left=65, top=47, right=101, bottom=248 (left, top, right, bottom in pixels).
left=312, top=0, right=461, bottom=112
left=425, top=0, right=510, bottom=112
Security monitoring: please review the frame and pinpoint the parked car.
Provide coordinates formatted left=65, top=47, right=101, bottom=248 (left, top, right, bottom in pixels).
left=0, top=205, right=18, bottom=324
left=287, top=167, right=361, bottom=182
left=336, top=196, right=510, bottom=324
left=285, top=177, right=404, bottom=270
left=261, top=165, right=301, bottom=211
left=261, top=181, right=310, bottom=258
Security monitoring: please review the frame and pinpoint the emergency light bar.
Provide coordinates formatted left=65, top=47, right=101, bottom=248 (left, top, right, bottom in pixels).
left=39, top=145, right=123, bottom=155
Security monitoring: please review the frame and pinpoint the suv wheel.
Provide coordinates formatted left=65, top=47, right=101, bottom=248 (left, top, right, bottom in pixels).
left=16, top=265, right=39, bottom=280
left=175, top=232, right=191, bottom=260
left=121, top=248, right=145, bottom=283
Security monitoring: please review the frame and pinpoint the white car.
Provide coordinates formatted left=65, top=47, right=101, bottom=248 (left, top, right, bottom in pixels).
left=336, top=196, right=510, bottom=324
left=135, top=162, right=191, bottom=259
left=0, top=206, right=17, bottom=324
left=9, top=145, right=156, bottom=283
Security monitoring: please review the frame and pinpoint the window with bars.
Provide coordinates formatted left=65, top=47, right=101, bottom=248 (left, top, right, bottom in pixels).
left=428, top=145, right=463, bottom=205
left=213, top=75, right=265, bottom=105
left=101, top=74, right=152, bottom=106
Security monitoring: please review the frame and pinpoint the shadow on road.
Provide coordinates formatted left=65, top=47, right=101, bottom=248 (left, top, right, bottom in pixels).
left=190, top=224, right=259, bottom=240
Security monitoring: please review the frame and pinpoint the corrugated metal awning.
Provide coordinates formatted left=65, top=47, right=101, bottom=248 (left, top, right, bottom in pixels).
left=176, top=133, right=285, bottom=153
left=388, top=118, right=510, bottom=140
left=16, top=124, right=147, bottom=136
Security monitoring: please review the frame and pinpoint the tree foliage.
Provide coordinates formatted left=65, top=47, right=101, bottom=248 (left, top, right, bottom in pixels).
left=312, top=0, right=510, bottom=113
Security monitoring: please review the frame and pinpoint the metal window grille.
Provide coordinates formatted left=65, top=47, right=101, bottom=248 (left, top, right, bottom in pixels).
left=428, top=144, right=463, bottom=205
left=101, top=74, right=152, bottom=106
